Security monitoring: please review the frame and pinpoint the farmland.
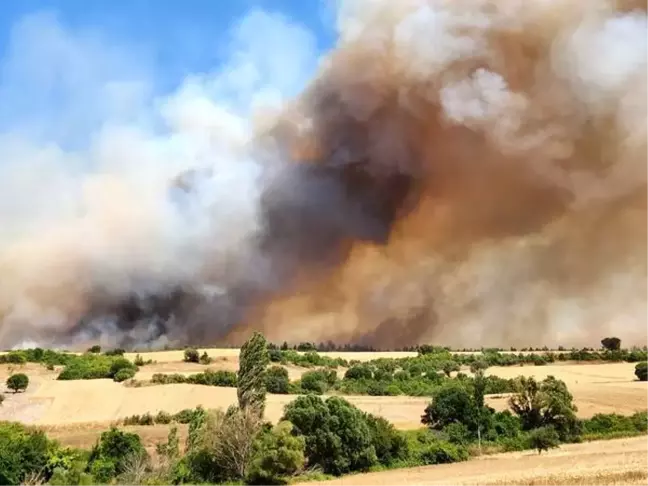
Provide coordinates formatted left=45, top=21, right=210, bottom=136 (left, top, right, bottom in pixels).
left=0, top=342, right=646, bottom=485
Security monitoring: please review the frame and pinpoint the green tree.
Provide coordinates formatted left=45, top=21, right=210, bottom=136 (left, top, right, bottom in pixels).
left=6, top=373, right=29, bottom=393
left=282, top=395, right=377, bottom=475
left=601, top=337, right=621, bottom=351
left=0, top=422, right=52, bottom=485
left=528, top=426, right=560, bottom=454
left=634, top=362, right=647, bottom=381
left=365, top=415, right=409, bottom=465
left=247, top=421, right=305, bottom=485
left=509, top=376, right=579, bottom=440
left=238, top=332, right=270, bottom=415
left=421, top=383, right=478, bottom=432
left=265, top=366, right=290, bottom=394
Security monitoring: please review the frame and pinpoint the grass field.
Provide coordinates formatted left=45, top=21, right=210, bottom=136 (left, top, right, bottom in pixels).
left=0, top=349, right=646, bottom=486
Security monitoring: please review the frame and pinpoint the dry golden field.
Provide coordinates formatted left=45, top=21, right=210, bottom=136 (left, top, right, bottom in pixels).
left=296, top=436, right=648, bottom=486
left=1, top=350, right=646, bottom=486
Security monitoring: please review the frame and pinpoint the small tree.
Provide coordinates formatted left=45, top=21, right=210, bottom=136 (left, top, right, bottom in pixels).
left=6, top=373, right=29, bottom=393
left=509, top=376, right=579, bottom=440
left=0, top=393, right=4, bottom=406
left=528, top=426, right=559, bottom=454
left=469, top=360, right=489, bottom=374
left=421, top=383, right=478, bottom=432
left=635, top=362, right=647, bottom=381
left=87, top=345, right=102, bottom=354
left=199, top=352, right=213, bottom=365
left=601, top=337, right=621, bottom=351
left=238, top=332, right=269, bottom=416
left=184, top=348, right=200, bottom=363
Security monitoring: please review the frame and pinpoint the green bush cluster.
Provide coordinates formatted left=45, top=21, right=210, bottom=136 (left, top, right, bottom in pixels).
left=57, top=355, right=138, bottom=382
left=123, top=407, right=206, bottom=426
left=0, top=348, right=75, bottom=367
left=150, top=369, right=237, bottom=386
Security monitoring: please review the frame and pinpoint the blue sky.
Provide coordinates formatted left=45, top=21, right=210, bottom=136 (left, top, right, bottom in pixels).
left=0, top=0, right=337, bottom=146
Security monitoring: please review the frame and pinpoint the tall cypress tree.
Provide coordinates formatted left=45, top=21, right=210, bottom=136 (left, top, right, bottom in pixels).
left=237, top=332, right=270, bottom=415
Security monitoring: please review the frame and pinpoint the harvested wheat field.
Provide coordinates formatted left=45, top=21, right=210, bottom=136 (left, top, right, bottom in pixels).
left=0, top=360, right=645, bottom=428
left=298, top=436, right=648, bottom=486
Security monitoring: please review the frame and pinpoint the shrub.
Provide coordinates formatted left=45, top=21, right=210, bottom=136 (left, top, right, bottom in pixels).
left=87, top=345, right=101, bottom=354
left=300, top=370, right=334, bottom=394
left=528, top=426, right=560, bottom=454
left=87, top=427, right=146, bottom=481
left=0, top=394, right=4, bottom=406
left=282, top=395, right=377, bottom=475
left=344, top=365, right=373, bottom=380
left=365, top=414, right=409, bottom=465
left=0, top=423, right=42, bottom=483
left=247, top=421, right=305, bottom=485
left=104, top=348, right=125, bottom=356
left=199, top=352, right=212, bottom=365
left=419, top=440, right=468, bottom=464
left=134, top=354, right=145, bottom=366
left=183, top=348, right=200, bottom=363
left=265, top=366, right=290, bottom=394
left=634, top=362, right=647, bottom=381
left=154, top=411, right=172, bottom=425
left=5, top=352, right=26, bottom=365
left=113, top=368, right=135, bottom=382
left=269, top=349, right=282, bottom=363
left=6, top=373, right=29, bottom=393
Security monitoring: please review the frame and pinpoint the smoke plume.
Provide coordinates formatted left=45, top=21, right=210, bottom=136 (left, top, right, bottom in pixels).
left=0, top=0, right=646, bottom=350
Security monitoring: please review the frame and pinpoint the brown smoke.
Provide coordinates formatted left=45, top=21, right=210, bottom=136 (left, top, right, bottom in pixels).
left=227, top=0, right=648, bottom=348
left=0, top=0, right=646, bottom=350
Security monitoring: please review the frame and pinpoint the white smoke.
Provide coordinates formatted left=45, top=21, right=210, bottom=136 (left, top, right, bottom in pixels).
left=0, top=8, right=319, bottom=347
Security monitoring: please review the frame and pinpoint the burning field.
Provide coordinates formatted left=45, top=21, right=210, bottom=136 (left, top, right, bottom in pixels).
left=0, top=0, right=646, bottom=350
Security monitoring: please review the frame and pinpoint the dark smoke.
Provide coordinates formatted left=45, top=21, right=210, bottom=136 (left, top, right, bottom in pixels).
left=0, top=0, right=646, bottom=350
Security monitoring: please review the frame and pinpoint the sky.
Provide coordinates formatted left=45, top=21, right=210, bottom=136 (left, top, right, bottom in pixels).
left=0, top=0, right=337, bottom=148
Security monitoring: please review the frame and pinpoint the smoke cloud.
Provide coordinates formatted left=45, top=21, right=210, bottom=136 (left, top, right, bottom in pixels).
left=0, top=0, right=646, bottom=350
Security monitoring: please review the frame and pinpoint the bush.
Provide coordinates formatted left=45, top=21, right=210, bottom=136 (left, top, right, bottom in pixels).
left=199, top=352, right=212, bottom=365
left=421, top=382, right=478, bottom=432
left=265, top=366, right=290, bottom=394
left=0, top=394, right=4, bottom=406
left=419, top=440, right=468, bottom=464
left=365, top=415, right=409, bottom=465
left=87, top=345, right=101, bottom=354
left=113, top=368, right=135, bottom=382
left=184, top=348, right=200, bottom=363
left=282, top=395, right=377, bottom=475
left=345, top=365, right=373, bottom=380
left=300, top=370, right=335, bottom=394
left=155, top=411, right=172, bottom=424
left=134, top=354, right=145, bottom=366
left=247, top=421, right=305, bottom=485
left=87, top=427, right=146, bottom=481
left=57, top=354, right=137, bottom=381
left=528, top=426, right=560, bottom=454
left=634, top=362, right=647, bottom=381
left=0, top=421, right=54, bottom=485
left=5, top=352, right=26, bottom=365
left=6, top=373, right=29, bottom=393
left=104, top=348, right=125, bottom=356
